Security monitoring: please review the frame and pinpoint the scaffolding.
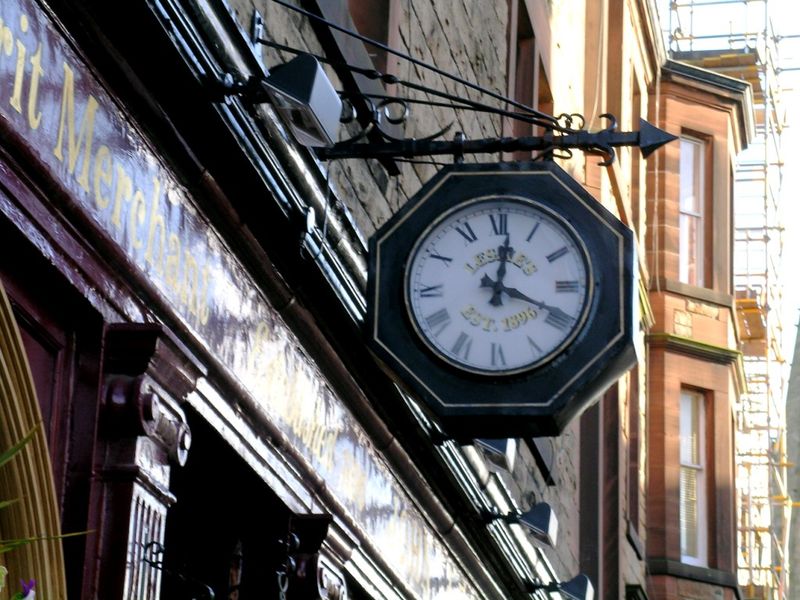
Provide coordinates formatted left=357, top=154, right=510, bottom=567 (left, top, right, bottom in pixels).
left=660, top=1, right=797, bottom=598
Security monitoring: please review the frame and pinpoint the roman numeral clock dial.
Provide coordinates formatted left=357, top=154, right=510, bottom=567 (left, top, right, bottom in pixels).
left=405, top=196, right=593, bottom=375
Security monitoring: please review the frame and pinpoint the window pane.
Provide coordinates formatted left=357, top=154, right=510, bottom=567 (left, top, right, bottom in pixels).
left=679, top=213, right=701, bottom=287
left=680, top=466, right=699, bottom=557
left=680, top=390, right=701, bottom=464
left=680, top=140, right=700, bottom=213
left=679, top=136, right=705, bottom=286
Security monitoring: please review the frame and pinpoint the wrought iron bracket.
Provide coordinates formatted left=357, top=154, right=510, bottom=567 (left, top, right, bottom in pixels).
left=317, top=115, right=676, bottom=166
left=143, top=541, right=216, bottom=599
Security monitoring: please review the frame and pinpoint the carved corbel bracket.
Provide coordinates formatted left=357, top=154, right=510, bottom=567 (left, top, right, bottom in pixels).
left=103, top=323, right=206, bottom=399
left=103, top=375, right=192, bottom=466
left=101, top=323, right=206, bottom=467
left=314, top=554, right=349, bottom=600
left=277, top=514, right=349, bottom=600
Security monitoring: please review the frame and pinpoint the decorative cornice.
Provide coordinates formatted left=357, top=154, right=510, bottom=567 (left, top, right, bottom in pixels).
left=647, top=558, right=742, bottom=600
left=660, top=58, right=755, bottom=149
left=645, top=332, right=747, bottom=396
left=646, top=332, right=740, bottom=365
left=650, top=278, right=734, bottom=310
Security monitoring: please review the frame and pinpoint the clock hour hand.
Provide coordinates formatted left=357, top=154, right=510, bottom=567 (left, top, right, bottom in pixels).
left=488, top=235, right=513, bottom=306
left=480, top=273, right=497, bottom=291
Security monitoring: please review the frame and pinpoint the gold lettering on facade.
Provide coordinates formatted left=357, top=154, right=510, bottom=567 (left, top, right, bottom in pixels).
left=92, top=145, right=112, bottom=209
left=110, top=162, right=132, bottom=228
left=52, top=62, right=99, bottom=191
left=182, top=249, right=198, bottom=315
left=165, top=233, right=181, bottom=291
left=1, top=14, right=43, bottom=129
left=130, top=189, right=146, bottom=249
left=144, top=177, right=165, bottom=271
left=0, top=19, right=14, bottom=56
left=8, top=15, right=28, bottom=113
left=197, top=266, right=211, bottom=325
left=2, top=12, right=213, bottom=329
left=26, top=43, right=43, bottom=129
left=250, top=320, right=271, bottom=374
left=9, top=38, right=25, bottom=113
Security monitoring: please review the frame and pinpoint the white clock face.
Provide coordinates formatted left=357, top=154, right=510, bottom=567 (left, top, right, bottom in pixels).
left=405, top=196, right=592, bottom=375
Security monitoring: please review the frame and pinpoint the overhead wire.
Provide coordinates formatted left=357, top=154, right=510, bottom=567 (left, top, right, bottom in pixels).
left=266, top=0, right=563, bottom=128
left=257, top=38, right=559, bottom=129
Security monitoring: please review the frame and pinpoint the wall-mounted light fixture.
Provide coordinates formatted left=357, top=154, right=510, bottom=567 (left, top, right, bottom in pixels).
left=527, top=574, right=594, bottom=600
left=257, top=53, right=342, bottom=147
left=485, top=502, right=558, bottom=547
left=474, top=438, right=516, bottom=472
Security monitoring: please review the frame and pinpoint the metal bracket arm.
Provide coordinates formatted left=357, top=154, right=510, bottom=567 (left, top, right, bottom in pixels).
left=316, top=116, right=676, bottom=166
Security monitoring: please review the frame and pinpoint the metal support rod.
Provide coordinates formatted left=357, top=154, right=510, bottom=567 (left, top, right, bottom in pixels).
left=671, top=0, right=765, bottom=6
left=316, top=118, right=676, bottom=166
left=673, top=31, right=763, bottom=41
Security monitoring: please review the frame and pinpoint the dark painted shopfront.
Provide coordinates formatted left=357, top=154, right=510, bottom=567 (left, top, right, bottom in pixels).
left=0, top=0, right=583, bottom=598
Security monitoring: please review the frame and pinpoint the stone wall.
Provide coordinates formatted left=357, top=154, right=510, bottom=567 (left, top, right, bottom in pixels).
left=223, top=0, right=640, bottom=593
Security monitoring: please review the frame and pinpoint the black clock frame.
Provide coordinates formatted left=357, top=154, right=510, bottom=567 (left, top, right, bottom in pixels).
left=366, top=161, right=637, bottom=438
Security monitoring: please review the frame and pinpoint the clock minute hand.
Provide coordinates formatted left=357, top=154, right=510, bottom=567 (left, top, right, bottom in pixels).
left=501, top=285, right=574, bottom=326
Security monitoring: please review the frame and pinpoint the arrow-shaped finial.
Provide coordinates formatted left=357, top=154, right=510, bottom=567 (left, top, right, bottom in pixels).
left=638, top=118, right=678, bottom=158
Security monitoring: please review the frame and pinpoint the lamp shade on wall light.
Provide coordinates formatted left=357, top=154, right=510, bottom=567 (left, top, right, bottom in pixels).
left=515, top=502, right=558, bottom=547
left=558, top=574, right=594, bottom=600
left=527, top=574, right=594, bottom=600
left=261, top=53, right=342, bottom=147
left=474, top=438, right=516, bottom=472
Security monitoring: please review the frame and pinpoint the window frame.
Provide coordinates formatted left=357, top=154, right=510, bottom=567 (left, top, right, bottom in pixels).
left=679, top=387, right=708, bottom=567
left=505, top=0, right=553, bottom=156
left=347, top=0, right=401, bottom=76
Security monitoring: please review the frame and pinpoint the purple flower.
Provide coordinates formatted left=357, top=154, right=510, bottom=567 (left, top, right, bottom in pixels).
left=21, top=579, right=35, bottom=594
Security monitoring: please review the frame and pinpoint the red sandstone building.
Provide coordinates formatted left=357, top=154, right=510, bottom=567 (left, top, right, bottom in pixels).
left=646, top=60, right=751, bottom=599
left=0, top=1, right=754, bottom=599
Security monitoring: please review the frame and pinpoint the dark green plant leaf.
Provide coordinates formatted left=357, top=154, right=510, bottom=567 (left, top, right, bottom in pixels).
left=0, top=425, right=40, bottom=470
left=0, top=498, right=19, bottom=511
left=0, top=529, right=92, bottom=554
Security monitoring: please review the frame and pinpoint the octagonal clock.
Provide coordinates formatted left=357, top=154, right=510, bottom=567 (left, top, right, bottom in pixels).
left=366, top=161, right=638, bottom=439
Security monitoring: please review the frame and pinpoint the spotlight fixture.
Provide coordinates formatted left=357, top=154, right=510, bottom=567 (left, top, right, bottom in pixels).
left=526, top=574, right=594, bottom=600
left=513, top=502, right=558, bottom=547
left=259, top=53, right=342, bottom=147
left=474, top=438, right=516, bottom=472
left=485, top=502, right=558, bottom=547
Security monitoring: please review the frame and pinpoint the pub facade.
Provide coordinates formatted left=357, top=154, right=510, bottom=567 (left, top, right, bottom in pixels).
left=0, top=0, right=748, bottom=599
